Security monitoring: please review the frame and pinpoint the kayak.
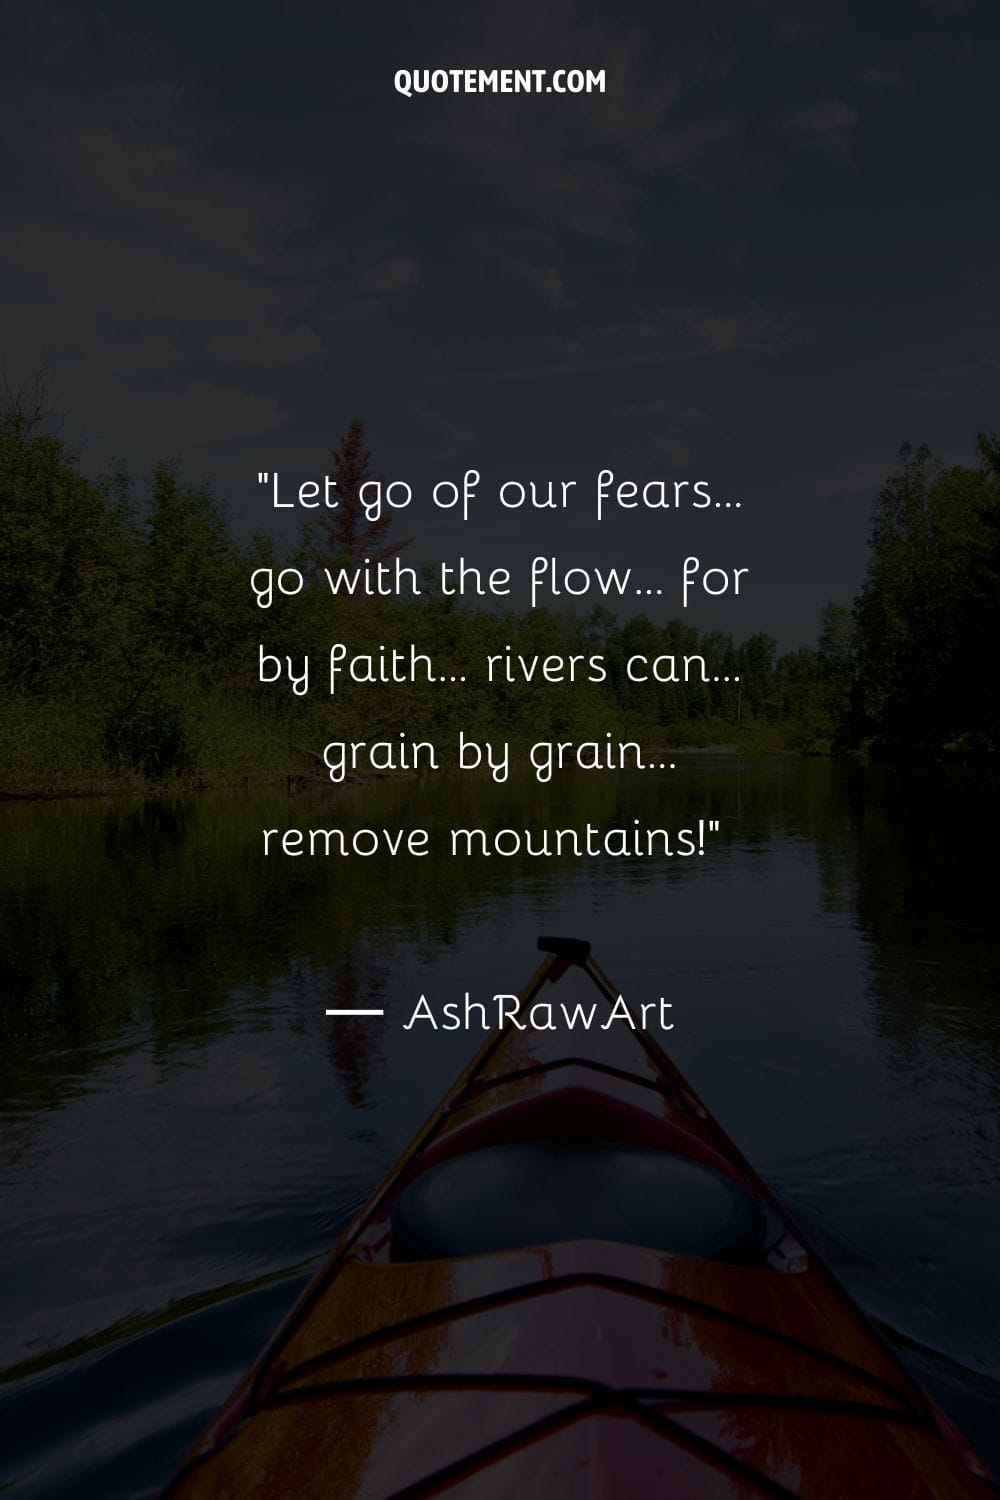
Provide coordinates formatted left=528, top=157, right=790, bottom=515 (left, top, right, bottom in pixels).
left=163, top=938, right=996, bottom=1498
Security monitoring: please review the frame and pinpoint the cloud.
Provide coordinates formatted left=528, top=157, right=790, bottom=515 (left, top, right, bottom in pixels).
left=812, top=457, right=898, bottom=499
left=323, top=256, right=421, bottom=321
left=206, top=325, right=324, bottom=367
left=701, top=0, right=836, bottom=47
left=359, top=257, right=421, bottom=296
left=5, top=222, right=301, bottom=328
left=783, top=99, right=859, bottom=150
left=861, top=66, right=909, bottom=89
left=612, top=397, right=708, bottom=423
left=80, top=382, right=289, bottom=448
left=411, top=404, right=472, bottom=456
left=610, top=397, right=710, bottom=463
left=890, top=355, right=1000, bottom=403
left=411, top=0, right=738, bottom=246
left=432, top=302, right=788, bottom=383
left=0, top=5, right=327, bottom=458
left=632, top=114, right=744, bottom=176
left=501, top=255, right=572, bottom=308
left=42, top=124, right=312, bottom=277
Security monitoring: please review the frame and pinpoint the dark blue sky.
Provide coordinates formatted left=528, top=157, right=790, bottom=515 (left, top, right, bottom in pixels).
left=3, top=0, right=998, bottom=643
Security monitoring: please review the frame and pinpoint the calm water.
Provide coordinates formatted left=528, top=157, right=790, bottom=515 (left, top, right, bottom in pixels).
left=1, top=761, right=998, bottom=1495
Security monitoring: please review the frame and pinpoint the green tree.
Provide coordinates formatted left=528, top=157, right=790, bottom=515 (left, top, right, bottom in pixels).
left=854, top=440, right=999, bottom=753
left=816, top=602, right=856, bottom=749
left=736, top=633, right=778, bottom=722
left=0, top=407, right=132, bottom=695
left=138, top=462, right=248, bottom=667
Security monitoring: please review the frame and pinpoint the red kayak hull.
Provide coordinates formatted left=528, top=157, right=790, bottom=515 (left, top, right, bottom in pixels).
left=163, top=947, right=995, bottom=1499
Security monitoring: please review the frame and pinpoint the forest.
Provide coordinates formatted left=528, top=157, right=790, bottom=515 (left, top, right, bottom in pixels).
left=1, top=403, right=998, bottom=793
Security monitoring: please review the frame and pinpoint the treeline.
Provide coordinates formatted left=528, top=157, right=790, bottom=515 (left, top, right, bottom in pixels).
left=0, top=408, right=997, bottom=791
left=849, top=435, right=1000, bottom=758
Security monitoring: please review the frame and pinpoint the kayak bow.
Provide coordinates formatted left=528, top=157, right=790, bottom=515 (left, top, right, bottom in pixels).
left=164, top=939, right=996, bottom=1499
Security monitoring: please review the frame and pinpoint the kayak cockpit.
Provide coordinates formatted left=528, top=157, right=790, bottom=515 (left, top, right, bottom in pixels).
left=391, top=1140, right=775, bottom=1262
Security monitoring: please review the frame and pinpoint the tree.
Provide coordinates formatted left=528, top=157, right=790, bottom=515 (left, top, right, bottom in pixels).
left=736, top=633, right=778, bottom=722
left=0, top=404, right=131, bottom=694
left=138, top=462, right=248, bottom=667
left=815, top=602, right=856, bottom=746
left=306, top=419, right=410, bottom=570
left=853, top=439, right=1000, bottom=753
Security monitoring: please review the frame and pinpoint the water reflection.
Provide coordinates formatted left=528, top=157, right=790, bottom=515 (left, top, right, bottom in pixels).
left=0, top=762, right=997, bottom=1496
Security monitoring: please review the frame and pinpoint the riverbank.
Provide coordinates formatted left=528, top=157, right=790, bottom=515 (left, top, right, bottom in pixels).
left=0, top=735, right=803, bottom=801
left=0, top=675, right=816, bottom=798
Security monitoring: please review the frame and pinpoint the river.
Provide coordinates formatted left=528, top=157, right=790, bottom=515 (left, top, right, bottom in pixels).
left=1, top=760, right=998, bottom=1495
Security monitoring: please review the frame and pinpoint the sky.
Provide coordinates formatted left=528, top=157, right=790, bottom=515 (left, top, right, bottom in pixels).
left=2, top=0, right=998, bottom=644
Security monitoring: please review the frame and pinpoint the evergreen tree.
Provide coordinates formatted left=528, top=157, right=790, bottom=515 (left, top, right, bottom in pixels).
left=307, top=419, right=410, bottom=569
